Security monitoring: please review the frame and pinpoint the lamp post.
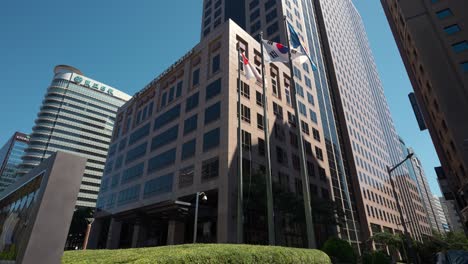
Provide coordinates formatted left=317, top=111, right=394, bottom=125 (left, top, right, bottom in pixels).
left=82, top=217, right=94, bottom=250
left=193, top=192, right=207, bottom=243
left=387, top=152, right=418, bottom=264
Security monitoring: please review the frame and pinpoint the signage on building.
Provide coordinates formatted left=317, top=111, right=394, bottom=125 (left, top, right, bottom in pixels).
left=71, top=74, right=114, bottom=96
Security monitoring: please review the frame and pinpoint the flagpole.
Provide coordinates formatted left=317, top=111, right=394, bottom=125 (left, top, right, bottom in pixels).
left=236, top=45, right=244, bottom=244
left=260, top=32, right=275, bottom=246
left=283, top=16, right=316, bottom=249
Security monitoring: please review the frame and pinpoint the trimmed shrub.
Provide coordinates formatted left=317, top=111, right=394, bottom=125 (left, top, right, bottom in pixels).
left=362, top=251, right=391, bottom=264
left=322, top=237, right=356, bottom=264
left=62, top=243, right=331, bottom=264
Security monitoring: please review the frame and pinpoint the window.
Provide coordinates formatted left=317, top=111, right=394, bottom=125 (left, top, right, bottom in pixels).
left=304, top=140, right=313, bottom=156
left=249, top=0, right=259, bottom=10
left=256, top=91, right=264, bottom=106
left=250, top=9, right=260, bottom=21
left=307, top=161, right=315, bottom=178
left=267, top=22, right=279, bottom=35
left=452, top=41, right=468, bottom=53
left=444, top=24, right=461, bottom=35
left=462, top=61, right=468, bottom=72
left=186, top=92, right=199, bottom=112
left=287, top=111, right=296, bottom=127
left=176, top=81, right=183, bottom=98
left=148, top=148, right=177, bottom=173
left=212, top=54, right=220, bottom=73
left=125, top=142, right=147, bottom=164
left=192, top=69, right=200, bottom=86
left=151, top=125, right=178, bottom=151
left=114, top=155, right=123, bottom=170
left=117, top=185, right=140, bottom=205
left=290, top=131, right=298, bottom=148
left=296, top=82, right=304, bottom=97
left=301, top=120, right=309, bottom=135
left=202, top=157, right=219, bottom=180
left=309, top=110, right=318, bottom=124
left=257, top=113, right=264, bottom=130
left=312, top=128, right=321, bottom=142
left=181, top=139, right=196, bottom=160
left=121, top=162, right=144, bottom=184
left=276, top=146, right=288, bottom=166
left=292, top=154, right=300, bottom=171
left=128, top=122, right=150, bottom=146
left=238, top=80, right=250, bottom=99
left=203, top=127, right=220, bottom=151
left=179, top=166, right=194, bottom=188
left=274, top=123, right=285, bottom=141
left=299, top=102, right=307, bottom=117
left=182, top=116, right=197, bottom=136
left=206, top=78, right=222, bottom=100
left=240, top=104, right=251, bottom=123
left=205, top=102, right=221, bottom=124
left=273, top=102, right=283, bottom=119
left=242, top=130, right=252, bottom=150
left=307, top=93, right=315, bottom=105
left=161, top=92, right=167, bottom=107
left=154, top=104, right=181, bottom=129
left=258, top=138, right=265, bottom=156
left=266, top=9, right=277, bottom=23
left=305, top=76, right=312, bottom=88
left=293, top=67, right=302, bottom=80
left=436, top=9, right=453, bottom=19
left=143, top=173, right=173, bottom=198
left=315, top=147, right=324, bottom=161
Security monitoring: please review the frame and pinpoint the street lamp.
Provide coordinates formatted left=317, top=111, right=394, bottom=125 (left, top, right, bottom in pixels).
left=387, top=152, right=418, bottom=264
left=82, top=217, right=94, bottom=250
left=193, top=192, right=207, bottom=243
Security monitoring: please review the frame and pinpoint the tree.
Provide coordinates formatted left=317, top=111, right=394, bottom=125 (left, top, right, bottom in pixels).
left=322, top=237, right=357, bottom=264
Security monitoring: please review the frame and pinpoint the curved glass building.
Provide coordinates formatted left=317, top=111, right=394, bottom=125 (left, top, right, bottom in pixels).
left=18, top=65, right=131, bottom=208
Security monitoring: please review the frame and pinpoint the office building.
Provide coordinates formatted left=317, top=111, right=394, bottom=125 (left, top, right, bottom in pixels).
left=0, top=132, right=29, bottom=191
left=18, top=65, right=131, bottom=208
left=90, top=20, right=335, bottom=249
left=432, top=195, right=450, bottom=233
left=440, top=196, right=464, bottom=233
left=381, top=0, right=468, bottom=228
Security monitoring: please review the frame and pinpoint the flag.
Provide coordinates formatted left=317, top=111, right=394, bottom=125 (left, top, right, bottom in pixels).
left=262, top=39, right=308, bottom=64
left=241, top=53, right=262, bottom=82
left=287, top=22, right=318, bottom=71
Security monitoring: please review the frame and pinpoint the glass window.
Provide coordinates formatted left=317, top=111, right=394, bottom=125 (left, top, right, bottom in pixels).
left=125, top=142, right=147, bottom=164
left=186, top=92, right=199, bottom=112
left=240, top=104, right=251, bottom=123
left=315, top=147, right=323, bottom=161
left=203, top=127, right=220, bottom=151
left=452, top=41, right=468, bottom=53
left=154, top=104, right=181, bottom=129
left=193, top=69, right=200, bottom=86
left=117, top=185, right=140, bottom=205
left=241, top=130, right=252, bottom=150
left=258, top=138, right=265, bottom=156
left=267, top=22, right=279, bottom=35
left=312, top=128, right=321, bottom=142
left=161, top=92, right=167, bottom=108
left=250, top=9, right=260, bottom=21
left=266, top=9, right=277, bottom=23
left=436, top=9, right=453, bottom=19
left=462, top=61, right=468, bottom=72
left=309, top=109, right=318, bottom=124
left=176, top=81, right=183, bottom=98
left=121, top=162, right=145, bottom=184
left=143, top=173, right=173, bottom=198
left=151, top=125, right=178, bottom=151
left=256, top=91, right=264, bottom=106
left=273, top=102, right=283, bottom=119
left=179, top=165, right=194, bottom=188
left=168, top=86, right=175, bottom=102
left=128, top=122, right=150, bottom=146
left=296, top=82, right=304, bottom=97
left=184, top=114, right=198, bottom=135
left=202, top=157, right=219, bottom=180
left=148, top=148, right=177, bottom=173
left=299, top=102, right=307, bottom=117
left=181, top=139, right=196, bottom=160
left=206, top=78, right=222, bottom=100
left=205, top=102, right=221, bottom=124
left=212, top=54, right=220, bottom=73
left=238, top=80, right=250, bottom=99
left=305, top=76, right=312, bottom=88
left=444, top=24, right=461, bottom=35
left=257, top=113, right=264, bottom=130
left=301, top=120, right=310, bottom=135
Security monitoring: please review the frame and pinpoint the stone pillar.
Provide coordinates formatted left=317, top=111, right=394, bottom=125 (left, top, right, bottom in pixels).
left=167, top=220, right=185, bottom=245
left=131, top=222, right=141, bottom=248
left=106, top=218, right=122, bottom=249
left=87, top=217, right=104, bottom=249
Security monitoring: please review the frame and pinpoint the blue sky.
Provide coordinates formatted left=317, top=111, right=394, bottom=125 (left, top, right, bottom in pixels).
left=0, top=1, right=441, bottom=196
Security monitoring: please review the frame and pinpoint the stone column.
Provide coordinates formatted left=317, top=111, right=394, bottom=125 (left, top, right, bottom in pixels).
left=167, top=220, right=185, bottom=245
left=106, top=218, right=122, bottom=249
left=131, top=219, right=142, bottom=248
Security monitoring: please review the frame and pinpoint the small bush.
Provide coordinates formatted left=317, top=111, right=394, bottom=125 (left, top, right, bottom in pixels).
left=362, top=251, right=391, bottom=264
left=62, top=243, right=331, bottom=264
left=322, top=237, right=356, bottom=264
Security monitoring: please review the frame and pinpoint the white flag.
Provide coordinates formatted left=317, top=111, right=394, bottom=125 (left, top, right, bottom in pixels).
left=262, top=39, right=308, bottom=64
left=241, top=53, right=262, bottom=82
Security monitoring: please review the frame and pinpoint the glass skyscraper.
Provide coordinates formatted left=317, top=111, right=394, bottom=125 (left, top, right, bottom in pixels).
left=0, top=132, right=29, bottom=191
left=18, top=65, right=131, bottom=208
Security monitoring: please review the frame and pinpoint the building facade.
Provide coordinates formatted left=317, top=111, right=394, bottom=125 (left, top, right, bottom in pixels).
left=90, top=20, right=336, bottom=249
left=18, top=65, right=131, bottom=208
left=0, top=132, right=29, bottom=192
left=381, top=0, right=468, bottom=228
left=432, top=195, right=450, bottom=233
left=440, top=196, right=464, bottom=233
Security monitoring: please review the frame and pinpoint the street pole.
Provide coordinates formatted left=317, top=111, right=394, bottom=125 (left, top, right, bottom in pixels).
left=259, top=32, right=275, bottom=246
left=283, top=16, right=316, bottom=249
left=82, top=218, right=94, bottom=250
left=387, top=153, right=419, bottom=264
left=193, top=192, right=200, bottom=243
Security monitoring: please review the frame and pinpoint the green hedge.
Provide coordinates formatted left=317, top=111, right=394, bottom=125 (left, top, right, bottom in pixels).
left=62, top=244, right=331, bottom=264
